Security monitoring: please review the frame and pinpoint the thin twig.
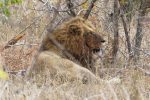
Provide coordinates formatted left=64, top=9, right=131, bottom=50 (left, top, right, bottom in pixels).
left=3, top=14, right=43, bottom=50
left=136, top=66, right=150, bottom=77
left=133, top=47, right=150, bottom=56
left=38, top=0, right=45, bottom=4
left=48, top=34, right=79, bottom=63
left=83, top=0, right=97, bottom=19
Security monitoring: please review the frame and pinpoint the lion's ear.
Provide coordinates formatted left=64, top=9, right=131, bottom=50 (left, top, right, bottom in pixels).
left=68, top=24, right=82, bottom=35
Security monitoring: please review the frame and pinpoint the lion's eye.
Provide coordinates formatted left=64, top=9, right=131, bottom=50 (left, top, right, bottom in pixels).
left=86, top=31, right=93, bottom=35
left=89, top=32, right=94, bottom=34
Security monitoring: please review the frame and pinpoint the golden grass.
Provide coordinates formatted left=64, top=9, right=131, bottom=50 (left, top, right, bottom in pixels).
left=0, top=0, right=150, bottom=99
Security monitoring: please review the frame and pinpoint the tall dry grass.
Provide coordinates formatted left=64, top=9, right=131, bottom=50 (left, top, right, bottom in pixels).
left=0, top=0, right=150, bottom=100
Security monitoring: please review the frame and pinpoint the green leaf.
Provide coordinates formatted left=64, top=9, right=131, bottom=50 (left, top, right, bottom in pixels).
left=11, top=0, right=17, bottom=4
left=11, top=0, right=22, bottom=4
left=2, top=7, right=11, bottom=16
left=0, top=2, right=3, bottom=8
left=16, top=0, right=22, bottom=4
left=4, top=0, right=10, bottom=6
left=0, top=0, right=23, bottom=16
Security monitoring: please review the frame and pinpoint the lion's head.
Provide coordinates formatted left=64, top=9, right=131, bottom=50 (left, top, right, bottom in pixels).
left=57, top=17, right=105, bottom=55
left=41, top=17, right=105, bottom=71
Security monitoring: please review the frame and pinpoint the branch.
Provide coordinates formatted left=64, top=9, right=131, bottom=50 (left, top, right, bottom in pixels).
left=118, top=1, right=133, bottom=59
left=3, top=12, right=45, bottom=50
left=112, top=0, right=119, bottom=63
left=66, top=0, right=76, bottom=16
left=4, top=33, right=26, bottom=49
left=3, top=19, right=38, bottom=50
left=83, top=0, right=97, bottom=19
left=38, top=0, right=45, bottom=4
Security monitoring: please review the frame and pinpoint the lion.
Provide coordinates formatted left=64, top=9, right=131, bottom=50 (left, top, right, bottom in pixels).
left=27, top=17, right=105, bottom=85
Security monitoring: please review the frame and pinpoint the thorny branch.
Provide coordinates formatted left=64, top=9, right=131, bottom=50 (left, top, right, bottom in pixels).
left=83, top=0, right=97, bottom=19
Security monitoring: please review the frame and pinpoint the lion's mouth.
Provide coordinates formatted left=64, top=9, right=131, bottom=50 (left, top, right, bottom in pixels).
left=85, top=42, right=104, bottom=57
left=92, top=48, right=104, bottom=57
left=92, top=48, right=100, bottom=53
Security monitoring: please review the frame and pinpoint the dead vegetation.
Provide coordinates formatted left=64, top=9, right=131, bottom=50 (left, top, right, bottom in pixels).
left=0, top=0, right=150, bottom=100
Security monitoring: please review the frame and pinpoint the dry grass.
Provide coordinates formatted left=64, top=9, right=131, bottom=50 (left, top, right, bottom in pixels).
left=0, top=0, right=150, bottom=100
left=0, top=68, right=149, bottom=100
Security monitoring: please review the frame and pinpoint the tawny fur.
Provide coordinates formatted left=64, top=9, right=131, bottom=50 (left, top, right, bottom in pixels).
left=40, top=17, right=105, bottom=71
left=27, top=17, right=105, bottom=85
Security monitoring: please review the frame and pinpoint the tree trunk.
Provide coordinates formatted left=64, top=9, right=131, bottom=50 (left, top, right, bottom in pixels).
left=121, top=15, right=132, bottom=59
left=134, top=3, right=146, bottom=62
left=112, top=0, right=119, bottom=63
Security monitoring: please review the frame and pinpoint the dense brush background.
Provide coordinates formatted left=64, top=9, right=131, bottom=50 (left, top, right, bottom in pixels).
left=0, top=0, right=150, bottom=100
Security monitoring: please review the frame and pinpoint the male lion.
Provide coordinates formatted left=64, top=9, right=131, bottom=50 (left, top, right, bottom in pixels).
left=27, top=17, right=105, bottom=85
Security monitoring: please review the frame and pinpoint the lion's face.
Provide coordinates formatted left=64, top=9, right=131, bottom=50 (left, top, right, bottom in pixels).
left=66, top=17, right=105, bottom=56
left=84, top=32, right=105, bottom=53
left=39, top=17, right=105, bottom=72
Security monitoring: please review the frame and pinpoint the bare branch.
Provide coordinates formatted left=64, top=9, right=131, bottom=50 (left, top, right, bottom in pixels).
left=83, top=0, right=97, bottom=19
left=118, top=1, right=132, bottom=59
left=4, top=33, right=26, bottom=49
left=38, top=0, right=45, bottom=4
left=3, top=16, right=42, bottom=50
left=66, top=0, right=76, bottom=16
left=112, top=0, right=119, bottom=63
